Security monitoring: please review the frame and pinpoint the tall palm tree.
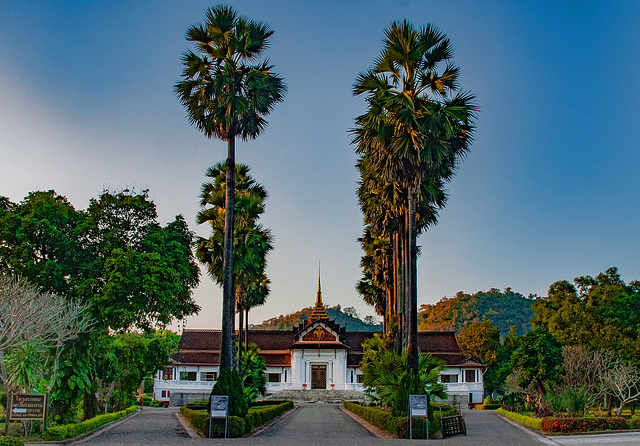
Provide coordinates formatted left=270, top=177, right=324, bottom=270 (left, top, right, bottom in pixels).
left=175, top=5, right=285, bottom=370
left=196, top=162, right=273, bottom=369
left=353, top=21, right=476, bottom=373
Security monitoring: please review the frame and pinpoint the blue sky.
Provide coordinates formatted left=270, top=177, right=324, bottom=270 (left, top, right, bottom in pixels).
left=1, top=1, right=639, bottom=330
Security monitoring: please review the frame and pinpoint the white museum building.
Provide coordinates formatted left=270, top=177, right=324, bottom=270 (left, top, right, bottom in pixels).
left=154, top=282, right=486, bottom=406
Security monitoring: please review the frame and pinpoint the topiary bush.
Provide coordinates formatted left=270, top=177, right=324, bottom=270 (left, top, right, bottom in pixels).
left=211, top=369, right=247, bottom=417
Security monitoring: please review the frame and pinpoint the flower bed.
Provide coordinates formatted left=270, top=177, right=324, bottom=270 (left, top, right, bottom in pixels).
left=498, top=408, right=631, bottom=433
left=541, top=416, right=628, bottom=433
left=43, top=406, right=138, bottom=441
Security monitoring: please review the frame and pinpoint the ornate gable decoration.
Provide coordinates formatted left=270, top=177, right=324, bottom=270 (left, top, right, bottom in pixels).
left=302, top=325, right=337, bottom=342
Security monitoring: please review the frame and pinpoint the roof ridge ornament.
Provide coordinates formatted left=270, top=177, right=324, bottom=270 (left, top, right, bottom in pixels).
left=309, top=262, right=330, bottom=321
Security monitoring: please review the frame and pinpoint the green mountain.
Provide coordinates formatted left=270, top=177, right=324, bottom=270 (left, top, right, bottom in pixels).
left=251, top=305, right=383, bottom=332
left=418, top=288, right=535, bottom=336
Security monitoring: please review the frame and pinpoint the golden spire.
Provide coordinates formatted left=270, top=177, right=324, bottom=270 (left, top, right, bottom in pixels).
left=310, top=263, right=329, bottom=321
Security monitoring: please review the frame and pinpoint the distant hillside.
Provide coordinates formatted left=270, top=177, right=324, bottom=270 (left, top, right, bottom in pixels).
left=251, top=305, right=383, bottom=332
left=418, top=289, right=535, bottom=336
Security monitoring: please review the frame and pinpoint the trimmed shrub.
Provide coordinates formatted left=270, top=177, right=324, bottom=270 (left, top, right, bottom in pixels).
left=344, top=401, right=442, bottom=439
left=180, top=400, right=293, bottom=438
left=541, top=417, right=627, bottom=433
left=186, top=400, right=208, bottom=410
left=211, top=369, right=247, bottom=417
left=483, top=395, right=495, bottom=405
left=43, top=406, right=137, bottom=441
left=497, top=408, right=542, bottom=430
left=0, top=436, right=24, bottom=446
left=475, top=403, right=501, bottom=410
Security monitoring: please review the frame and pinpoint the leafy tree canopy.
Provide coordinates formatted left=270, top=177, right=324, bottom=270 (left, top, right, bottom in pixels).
left=457, top=320, right=501, bottom=364
left=532, top=267, right=640, bottom=360
left=0, top=189, right=200, bottom=332
left=419, top=288, right=534, bottom=336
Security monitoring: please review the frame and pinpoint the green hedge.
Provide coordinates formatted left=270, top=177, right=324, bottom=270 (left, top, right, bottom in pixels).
left=541, top=416, right=628, bottom=433
left=180, top=400, right=293, bottom=438
left=43, top=406, right=138, bottom=441
left=497, top=408, right=543, bottom=430
left=343, top=401, right=441, bottom=439
left=185, top=400, right=208, bottom=410
left=475, top=403, right=501, bottom=410
left=0, top=436, right=23, bottom=446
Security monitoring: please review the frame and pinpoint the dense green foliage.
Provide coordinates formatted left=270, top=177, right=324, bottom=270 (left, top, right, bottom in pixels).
left=509, top=328, right=563, bottom=400
left=359, top=334, right=446, bottom=418
left=0, top=189, right=200, bottom=330
left=43, top=406, right=137, bottom=441
left=532, top=267, right=640, bottom=360
left=241, top=343, right=266, bottom=403
left=418, top=289, right=534, bottom=336
left=252, top=305, right=381, bottom=331
left=0, top=189, right=198, bottom=422
left=211, top=369, right=247, bottom=417
left=0, top=436, right=23, bottom=446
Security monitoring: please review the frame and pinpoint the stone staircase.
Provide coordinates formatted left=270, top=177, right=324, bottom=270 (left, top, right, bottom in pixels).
left=259, top=389, right=372, bottom=404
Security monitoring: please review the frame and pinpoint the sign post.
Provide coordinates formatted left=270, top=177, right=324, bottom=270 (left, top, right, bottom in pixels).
left=209, top=395, right=229, bottom=439
left=8, top=393, right=47, bottom=422
left=409, top=394, right=428, bottom=440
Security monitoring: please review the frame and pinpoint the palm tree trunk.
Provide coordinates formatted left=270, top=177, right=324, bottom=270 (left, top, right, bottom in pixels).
left=392, top=230, right=401, bottom=353
left=401, top=211, right=410, bottom=353
left=245, top=309, right=249, bottom=346
left=406, top=191, right=419, bottom=374
left=238, top=301, right=244, bottom=375
left=220, top=136, right=236, bottom=371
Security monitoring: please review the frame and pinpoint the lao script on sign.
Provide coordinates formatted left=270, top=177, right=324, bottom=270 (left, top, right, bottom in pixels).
left=409, top=394, right=428, bottom=418
left=10, top=393, right=46, bottom=421
left=210, top=395, right=229, bottom=418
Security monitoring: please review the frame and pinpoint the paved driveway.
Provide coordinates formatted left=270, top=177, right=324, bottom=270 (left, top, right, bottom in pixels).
left=41, top=403, right=640, bottom=446
left=74, top=407, right=194, bottom=446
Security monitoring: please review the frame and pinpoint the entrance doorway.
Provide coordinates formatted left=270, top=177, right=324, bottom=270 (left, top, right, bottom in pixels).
left=311, top=364, right=327, bottom=389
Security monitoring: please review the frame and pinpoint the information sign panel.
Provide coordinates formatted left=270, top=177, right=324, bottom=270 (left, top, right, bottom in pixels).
left=210, top=395, right=229, bottom=418
left=9, top=393, right=46, bottom=421
left=209, top=395, right=229, bottom=439
left=409, top=394, right=428, bottom=417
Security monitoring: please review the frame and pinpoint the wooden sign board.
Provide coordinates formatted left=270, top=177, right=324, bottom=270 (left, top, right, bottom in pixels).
left=9, top=393, right=46, bottom=421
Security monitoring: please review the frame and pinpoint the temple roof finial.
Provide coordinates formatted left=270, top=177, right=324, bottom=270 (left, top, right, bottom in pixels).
left=310, top=262, right=329, bottom=321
